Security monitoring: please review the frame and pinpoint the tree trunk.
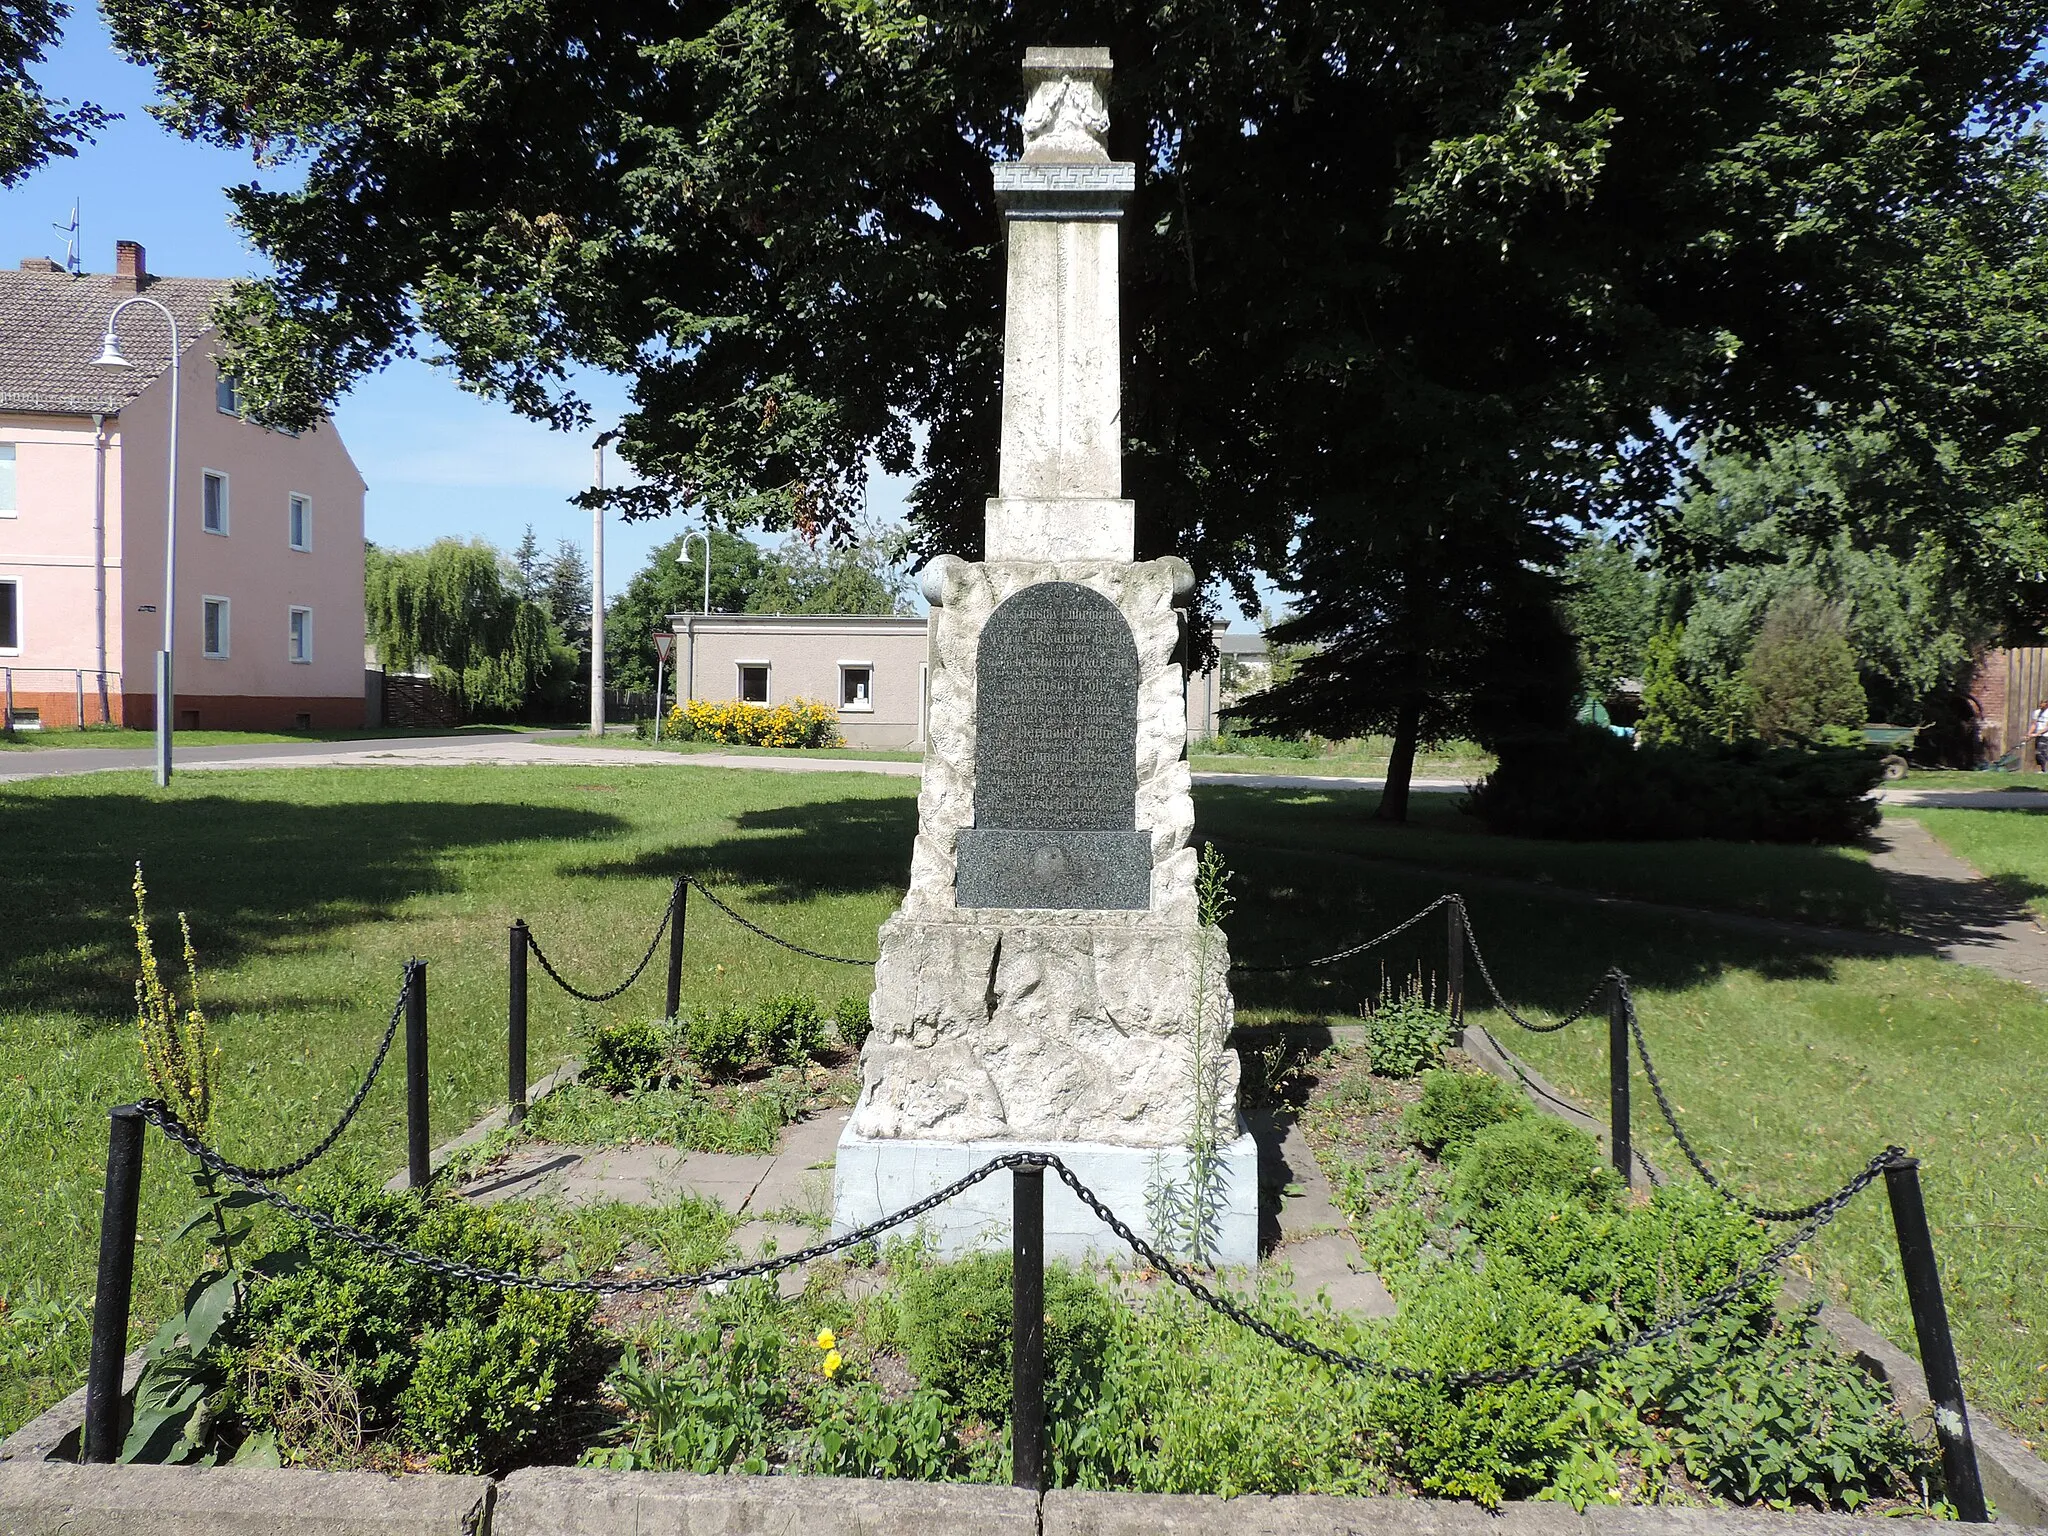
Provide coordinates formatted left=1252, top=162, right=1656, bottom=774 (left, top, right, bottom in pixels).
left=1377, top=695, right=1424, bottom=823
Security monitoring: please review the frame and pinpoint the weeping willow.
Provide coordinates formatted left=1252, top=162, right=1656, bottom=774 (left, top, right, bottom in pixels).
left=366, top=540, right=573, bottom=719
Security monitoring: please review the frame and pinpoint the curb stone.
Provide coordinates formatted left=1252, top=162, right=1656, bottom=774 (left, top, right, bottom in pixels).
left=0, top=1461, right=491, bottom=1535
left=490, top=1467, right=1038, bottom=1535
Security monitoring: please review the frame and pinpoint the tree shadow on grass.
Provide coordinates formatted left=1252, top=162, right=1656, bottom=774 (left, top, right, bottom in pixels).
left=565, top=789, right=917, bottom=905
left=0, top=793, right=625, bottom=1025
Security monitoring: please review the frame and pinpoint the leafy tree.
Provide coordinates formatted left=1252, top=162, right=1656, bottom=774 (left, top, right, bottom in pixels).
left=745, top=526, right=914, bottom=618
left=1742, top=590, right=1868, bottom=745
left=1561, top=538, right=1656, bottom=702
left=604, top=529, right=768, bottom=693
left=366, top=540, right=573, bottom=720
left=1637, top=624, right=1750, bottom=748
left=101, top=0, right=2048, bottom=644
left=2, top=0, right=106, bottom=186
left=541, top=538, right=592, bottom=662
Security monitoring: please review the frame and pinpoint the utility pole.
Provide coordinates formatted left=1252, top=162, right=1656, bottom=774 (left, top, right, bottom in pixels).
left=590, top=440, right=605, bottom=737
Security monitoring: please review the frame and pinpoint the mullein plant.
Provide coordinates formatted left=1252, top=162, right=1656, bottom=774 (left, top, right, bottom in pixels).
left=122, top=866, right=278, bottom=1466
left=1146, top=843, right=1234, bottom=1266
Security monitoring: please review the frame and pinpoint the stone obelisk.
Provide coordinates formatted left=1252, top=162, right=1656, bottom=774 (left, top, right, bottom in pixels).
left=832, top=47, right=1257, bottom=1263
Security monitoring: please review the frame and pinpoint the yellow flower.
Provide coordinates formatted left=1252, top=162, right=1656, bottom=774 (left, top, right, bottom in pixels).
left=822, top=1348, right=843, bottom=1379
left=814, top=1328, right=836, bottom=1351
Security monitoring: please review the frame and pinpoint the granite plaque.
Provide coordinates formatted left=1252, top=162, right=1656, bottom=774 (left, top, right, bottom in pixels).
left=957, top=582, right=1150, bottom=909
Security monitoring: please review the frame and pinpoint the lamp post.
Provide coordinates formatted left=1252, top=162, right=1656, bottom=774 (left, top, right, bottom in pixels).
left=91, top=298, right=180, bottom=787
left=680, top=529, right=711, bottom=708
left=590, top=439, right=605, bottom=737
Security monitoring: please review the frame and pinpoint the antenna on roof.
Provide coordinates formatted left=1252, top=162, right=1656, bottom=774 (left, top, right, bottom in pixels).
left=53, top=202, right=79, bottom=273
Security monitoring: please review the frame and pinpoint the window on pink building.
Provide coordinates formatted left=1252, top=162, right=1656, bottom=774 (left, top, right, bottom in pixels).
left=0, top=444, right=15, bottom=516
left=0, top=580, right=18, bottom=651
left=202, top=471, right=229, bottom=535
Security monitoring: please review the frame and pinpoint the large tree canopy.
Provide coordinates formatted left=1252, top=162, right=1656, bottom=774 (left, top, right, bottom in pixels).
left=103, top=2, right=2048, bottom=618
left=2, top=0, right=104, bottom=184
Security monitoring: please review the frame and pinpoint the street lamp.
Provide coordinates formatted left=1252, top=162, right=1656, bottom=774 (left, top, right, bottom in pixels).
left=679, top=528, right=711, bottom=710
left=92, top=298, right=181, bottom=787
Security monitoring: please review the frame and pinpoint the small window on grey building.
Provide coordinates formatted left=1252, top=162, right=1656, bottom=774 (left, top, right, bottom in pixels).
left=840, top=665, right=872, bottom=710
left=0, top=579, right=19, bottom=651
left=216, top=373, right=241, bottom=415
left=202, top=471, right=229, bottom=534
left=738, top=664, right=770, bottom=703
left=288, top=493, right=311, bottom=550
left=288, top=606, right=312, bottom=663
left=202, top=596, right=229, bottom=658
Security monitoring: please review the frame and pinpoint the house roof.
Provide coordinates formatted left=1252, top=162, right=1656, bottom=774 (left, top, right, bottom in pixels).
left=0, top=266, right=230, bottom=416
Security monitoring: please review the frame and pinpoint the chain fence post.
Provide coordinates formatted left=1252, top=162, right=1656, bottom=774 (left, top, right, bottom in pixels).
left=84, top=1104, right=145, bottom=1463
left=1012, top=1159, right=1045, bottom=1492
left=509, top=923, right=529, bottom=1126
left=406, top=961, right=430, bottom=1191
left=665, top=880, right=687, bottom=1021
left=1883, top=1155, right=1989, bottom=1521
left=1608, top=971, right=1632, bottom=1183
left=1446, top=899, right=1465, bottom=1031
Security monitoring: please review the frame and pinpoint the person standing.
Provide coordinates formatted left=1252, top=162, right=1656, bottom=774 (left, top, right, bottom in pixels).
left=2030, top=699, right=2048, bottom=770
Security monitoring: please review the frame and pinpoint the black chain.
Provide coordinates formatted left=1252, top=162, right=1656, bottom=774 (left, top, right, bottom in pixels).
left=1619, top=980, right=1900, bottom=1222
left=200, top=963, right=416, bottom=1183
left=1230, top=895, right=1453, bottom=974
left=132, top=1101, right=1891, bottom=1390
left=526, top=882, right=677, bottom=1002
left=685, top=876, right=878, bottom=967
left=1045, top=1152, right=1890, bottom=1386
left=1453, top=895, right=1610, bottom=1033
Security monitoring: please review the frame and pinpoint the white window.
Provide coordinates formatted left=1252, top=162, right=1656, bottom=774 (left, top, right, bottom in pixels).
left=216, top=373, right=241, bottom=415
left=202, top=471, right=229, bottom=535
left=202, top=596, right=229, bottom=658
left=0, top=444, right=15, bottom=516
left=839, top=664, right=873, bottom=712
left=288, top=493, right=311, bottom=551
left=0, top=579, right=18, bottom=652
left=737, top=663, right=770, bottom=703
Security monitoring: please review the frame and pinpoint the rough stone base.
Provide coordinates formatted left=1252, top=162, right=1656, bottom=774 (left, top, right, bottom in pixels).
left=832, top=1105, right=1259, bottom=1264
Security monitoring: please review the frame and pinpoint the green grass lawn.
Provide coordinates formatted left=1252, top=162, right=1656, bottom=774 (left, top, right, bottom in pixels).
left=579, top=736, right=927, bottom=763
left=1189, top=734, right=1493, bottom=780
left=1887, top=804, right=2048, bottom=921
left=3, top=766, right=2041, bottom=1453
left=0, top=724, right=541, bottom=751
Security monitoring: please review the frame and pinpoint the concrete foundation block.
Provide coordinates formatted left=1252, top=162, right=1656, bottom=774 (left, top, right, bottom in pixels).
left=0, top=1461, right=489, bottom=1535
left=831, top=1117, right=1259, bottom=1265
left=490, top=1467, right=1038, bottom=1535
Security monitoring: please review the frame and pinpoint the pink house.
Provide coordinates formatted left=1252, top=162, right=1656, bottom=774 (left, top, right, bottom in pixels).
left=0, top=243, right=366, bottom=730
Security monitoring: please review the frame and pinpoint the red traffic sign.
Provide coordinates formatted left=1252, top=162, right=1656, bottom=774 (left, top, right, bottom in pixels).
left=652, top=630, right=674, bottom=661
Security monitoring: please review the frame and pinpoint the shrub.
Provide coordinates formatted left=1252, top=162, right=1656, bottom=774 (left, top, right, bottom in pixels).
left=754, top=991, right=832, bottom=1064
left=665, top=697, right=841, bottom=748
left=834, top=993, right=872, bottom=1051
left=1364, top=977, right=1452, bottom=1078
left=1211, top=728, right=1320, bottom=759
left=229, top=1177, right=595, bottom=1471
left=1467, top=726, right=1883, bottom=843
left=682, top=1005, right=755, bottom=1082
left=581, top=1017, right=668, bottom=1093
left=1451, top=1116, right=1622, bottom=1226
left=1403, top=1069, right=1528, bottom=1159
left=1743, top=590, right=1868, bottom=746
left=1363, top=1268, right=1604, bottom=1506
left=896, top=1255, right=1118, bottom=1425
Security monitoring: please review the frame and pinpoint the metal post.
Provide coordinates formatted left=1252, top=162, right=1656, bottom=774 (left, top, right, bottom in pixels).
left=2, top=668, right=11, bottom=732
left=1012, top=1161, right=1046, bottom=1491
left=1446, top=899, right=1465, bottom=1031
left=84, top=1105, right=145, bottom=1462
left=653, top=640, right=665, bottom=743
left=1608, top=972, right=1632, bottom=1183
left=1884, top=1157, right=1989, bottom=1521
left=76, top=669, right=86, bottom=730
left=666, top=881, right=687, bottom=1020
left=509, top=923, right=529, bottom=1125
left=406, top=962, right=430, bottom=1190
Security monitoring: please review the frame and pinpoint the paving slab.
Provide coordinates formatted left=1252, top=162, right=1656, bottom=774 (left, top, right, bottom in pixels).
left=492, top=1467, right=1038, bottom=1536
left=743, top=1107, right=848, bottom=1219
left=1274, top=1233, right=1398, bottom=1318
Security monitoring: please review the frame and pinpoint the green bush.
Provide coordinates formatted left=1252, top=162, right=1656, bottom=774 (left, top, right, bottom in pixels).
left=834, top=993, right=873, bottom=1052
left=1451, top=1116, right=1622, bottom=1226
left=228, top=1177, right=595, bottom=1471
left=1211, top=728, right=1320, bottom=759
left=585, top=1320, right=783, bottom=1473
left=1364, top=978, right=1452, bottom=1078
left=896, top=1255, right=1118, bottom=1425
left=1363, top=1268, right=1604, bottom=1506
left=1403, top=1069, right=1528, bottom=1158
left=1467, top=726, right=1883, bottom=843
left=755, top=991, right=831, bottom=1064
left=581, top=1017, right=669, bottom=1093
left=682, top=1005, right=755, bottom=1081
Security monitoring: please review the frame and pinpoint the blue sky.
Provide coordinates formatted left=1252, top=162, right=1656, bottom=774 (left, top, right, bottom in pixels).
left=0, top=8, right=918, bottom=606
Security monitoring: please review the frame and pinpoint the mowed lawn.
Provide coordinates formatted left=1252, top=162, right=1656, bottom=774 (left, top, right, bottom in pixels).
left=2, top=766, right=2043, bottom=1452
left=1890, top=802, right=2048, bottom=921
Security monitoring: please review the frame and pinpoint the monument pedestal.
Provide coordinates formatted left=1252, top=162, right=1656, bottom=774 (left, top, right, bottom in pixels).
left=833, top=1103, right=1261, bottom=1266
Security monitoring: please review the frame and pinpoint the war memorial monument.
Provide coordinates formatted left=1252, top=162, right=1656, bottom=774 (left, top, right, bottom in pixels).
left=832, top=47, right=1260, bottom=1264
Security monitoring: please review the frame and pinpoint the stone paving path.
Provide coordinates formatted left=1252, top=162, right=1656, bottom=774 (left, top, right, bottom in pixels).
left=1866, top=813, right=2048, bottom=991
